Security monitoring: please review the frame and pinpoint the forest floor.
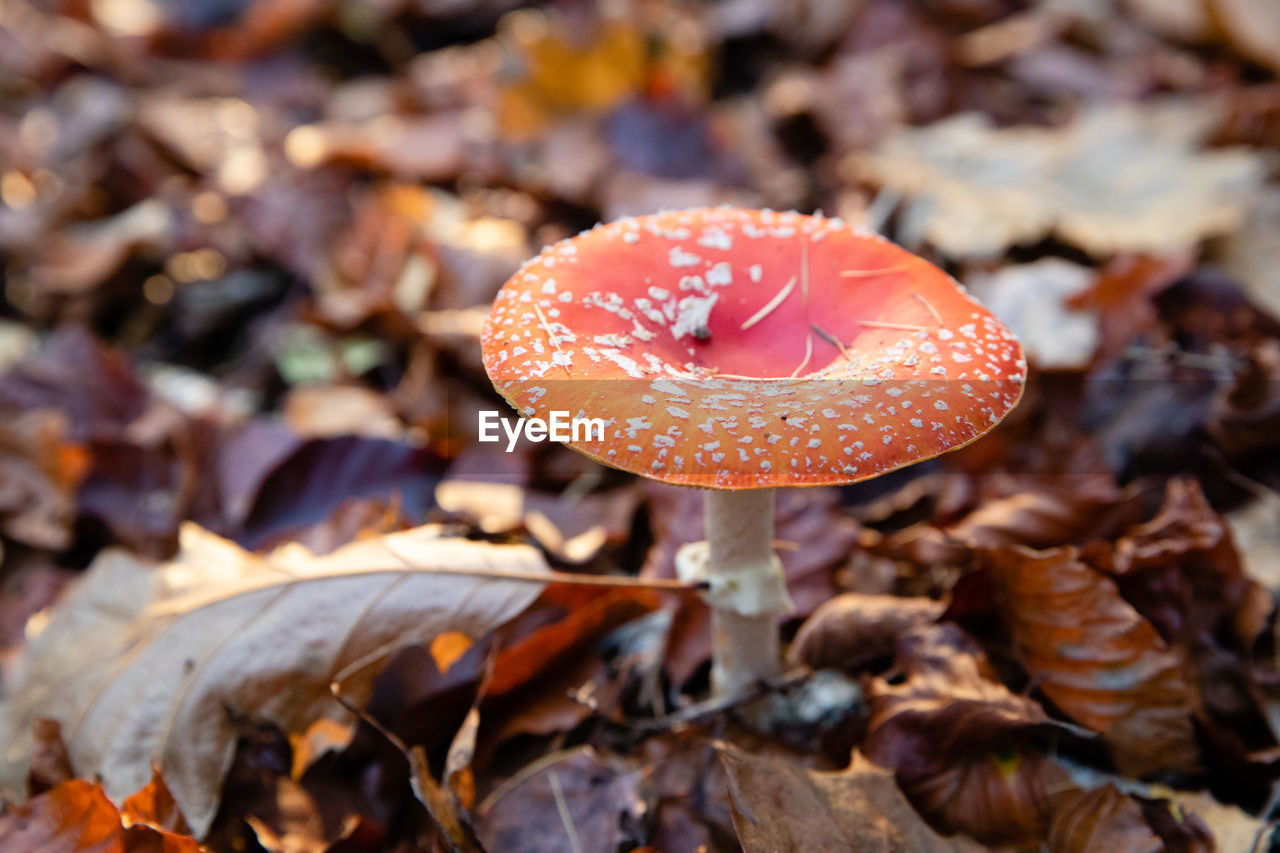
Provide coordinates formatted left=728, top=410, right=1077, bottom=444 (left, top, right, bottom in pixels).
left=4, top=0, right=1280, bottom=850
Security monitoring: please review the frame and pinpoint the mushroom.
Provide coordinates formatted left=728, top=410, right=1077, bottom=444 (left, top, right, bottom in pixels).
left=480, top=208, right=1025, bottom=697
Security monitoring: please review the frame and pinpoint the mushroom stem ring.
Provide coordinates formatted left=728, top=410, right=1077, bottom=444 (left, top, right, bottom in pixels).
left=675, top=488, right=794, bottom=696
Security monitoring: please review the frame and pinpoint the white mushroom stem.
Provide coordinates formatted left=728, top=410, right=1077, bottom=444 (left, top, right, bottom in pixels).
left=676, top=489, right=794, bottom=697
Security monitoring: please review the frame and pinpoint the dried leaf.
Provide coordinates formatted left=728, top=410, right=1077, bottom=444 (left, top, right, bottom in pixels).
left=286, top=114, right=469, bottom=181
left=0, top=523, right=549, bottom=836
left=1226, top=488, right=1280, bottom=591
left=239, top=435, right=441, bottom=549
left=0, top=326, right=149, bottom=442
left=851, top=101, right=1263, bottom=258
left=26, top=718, right=74, bottom=795
left=968, top=259, right=1100, bottom=369
left=1213, top=0, right=1280, bottom=75
left=788, top=593, right=945, bottom=672
left=1210, top=340, right=1280, bottom=464
left=488, top=587, right=658, bottom=697
left=1163, top=788, right=1264, bottom=852
left=0, top=410, right=86, bottom=550
left=979, top=545, right=1198, bottom=775
left=476, top=747, right=647, bottom=852
left=1124, top=0, right=1213, bottom=42
left=865, top=623, right=1066, bottom=846
left=1105, top=478, right=1262, bottom=647
left=1046, top=784, right=1163, bottom=853
left=495, top=8, right=709, bottom=140
left=0, top=778, right=201, bottom=852
left=719, top=744, right=987, bottom=852
left=120, top=770, right=191, bottom=835
left=943, top=475, right=1145, bottom=551
left=1217, top=189, right=1280, bottom=323
left=288, top=718, right=355, bottom=781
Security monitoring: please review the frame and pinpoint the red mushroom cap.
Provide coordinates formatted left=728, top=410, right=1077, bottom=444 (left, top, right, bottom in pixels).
left=481, top=208, right=1025, bottom=489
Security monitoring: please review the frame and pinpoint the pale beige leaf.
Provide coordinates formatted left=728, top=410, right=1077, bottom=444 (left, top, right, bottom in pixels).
left=850, top=100, right=1263, bottom=259
left=720, top=745, right=987, bottom=852
left=968, top=259, right=1099, bottom=370
left=1225, top=490, right=1280, bottom=591
left=0, top=523, right=549, bottom=837
left=1124, top=0, right=1213, bottom=42
left=1163, top=788, right=1267, bottom=853
left=1218, top=188, right=1280, bottom=322
left=1213, top=0, right=1280, bottom=74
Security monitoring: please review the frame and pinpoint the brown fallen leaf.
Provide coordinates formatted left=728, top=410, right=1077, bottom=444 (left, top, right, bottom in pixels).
left=864, top=623, right=1069, bottom=847
left=0, top=777, right=201, bottom=852
left=487, top=586, right=659, bottom=697
left=26, top=718, right=74, bottom=796
left=943, top=474, right=1146, bottom=551
left=476, top=746, right=647, bottom=852
left=285, top=114, right=469, bottom=182
left=1046, top=784, right=1164, bottom=853
left=0, top=325, right=149, bottom=442
left=1210, top=341, right=1280, bottom=466
left=0, top=523, right=550, bottom=837
left=788, top=593, right=945, bottom=672
left=977, top=545, right=1198, bottom=776
left=719, top=744, right=987, bottom=852
left=1103, top=478, right=1264, bottom=649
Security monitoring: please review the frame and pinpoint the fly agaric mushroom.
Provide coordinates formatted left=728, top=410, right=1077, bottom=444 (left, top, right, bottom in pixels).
left=481, top=208, right=1025, bottom=696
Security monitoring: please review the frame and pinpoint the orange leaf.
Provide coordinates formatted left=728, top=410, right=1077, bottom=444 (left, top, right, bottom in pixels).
left=120, top=770, right=191, bottom=835
left=488, top=588, right=659, bottom=696
left=0, top=779, right=201, bottom=852
left=431, top=631, right=475, bottom=674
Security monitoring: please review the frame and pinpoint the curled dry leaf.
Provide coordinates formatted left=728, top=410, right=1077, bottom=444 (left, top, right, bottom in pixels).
left=1046, top=784, right=1163, bottom=853
left=978, top=545, right=1198, bottom=775
left=850, top=101, right=1263, bottom=258
left=864, top=623, right=1068, bottom=847
left=0, top=778, right=201, bottom=852
left=788, top=593, right=944, bottom=672
left=121, top=769, right=192, bottom=836
left=719, top=744, right=987, bottom=852
left=943, top=474, right=1145, bottom=551
left=1105, top=477, right=1263, bottom=648
left=0, top=523, right=550, bottom=837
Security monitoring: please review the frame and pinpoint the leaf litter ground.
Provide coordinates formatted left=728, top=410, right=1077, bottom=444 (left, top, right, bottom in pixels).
left=5, top=0, right=1280, bottom=850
